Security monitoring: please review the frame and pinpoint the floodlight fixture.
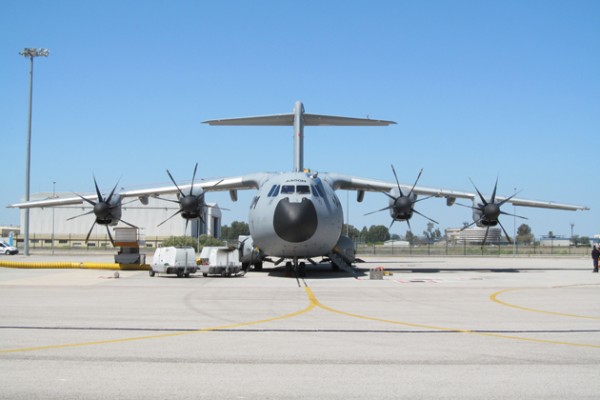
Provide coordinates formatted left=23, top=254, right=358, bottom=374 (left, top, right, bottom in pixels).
left=20, top=48, right=50, bottom=58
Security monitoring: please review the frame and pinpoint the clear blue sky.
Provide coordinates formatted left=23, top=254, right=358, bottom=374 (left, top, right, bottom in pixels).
left=1, top=0, right=598, bottom=239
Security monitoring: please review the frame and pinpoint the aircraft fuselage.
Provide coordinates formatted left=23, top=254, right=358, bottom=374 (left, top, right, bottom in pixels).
left=248, top=171, right=343, bottom=258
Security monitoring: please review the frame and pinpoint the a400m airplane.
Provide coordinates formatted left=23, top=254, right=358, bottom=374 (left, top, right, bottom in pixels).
left=10, top=101, right=589, bottom=274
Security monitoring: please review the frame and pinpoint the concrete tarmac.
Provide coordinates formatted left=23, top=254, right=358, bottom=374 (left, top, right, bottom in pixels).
left=1, top=254, right=599, bottom=399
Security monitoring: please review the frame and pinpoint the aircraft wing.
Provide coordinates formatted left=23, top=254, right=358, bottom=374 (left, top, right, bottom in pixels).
left=8, top=173, right=267, bottom=209
left=325, top=173, right=589, bottom=211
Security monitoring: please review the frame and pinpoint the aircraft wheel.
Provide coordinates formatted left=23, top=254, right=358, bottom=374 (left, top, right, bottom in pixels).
left=149, top=270, right=155, bottom=277
left=202, top=273, right=208, bottom=277
left=253, top=262, right=263, bottom=271
left=184, top=272, right=190, bottom=278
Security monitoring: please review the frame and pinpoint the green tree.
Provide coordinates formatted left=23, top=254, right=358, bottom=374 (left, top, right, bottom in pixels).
left=405, top=230, right=415, bottom=244
left=578, top=236, right=591, bottom=246
left=516, top=224, right=534, bottom=245
left=221, top=221, right=250, bottom=240
left=162, top=235, right=223, bottom=252
left=423, top=222, right=438, bottom=243
left=342, top=224, right=360, bottom=240
left=360, top=226, right=368, bottom=243
left=366, top=225, right=390, bottom=243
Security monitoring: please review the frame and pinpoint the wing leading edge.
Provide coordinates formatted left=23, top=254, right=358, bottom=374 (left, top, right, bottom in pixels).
left=9, top=173, right=266, bottom=209
left=326, top=173, right=589, bottom=211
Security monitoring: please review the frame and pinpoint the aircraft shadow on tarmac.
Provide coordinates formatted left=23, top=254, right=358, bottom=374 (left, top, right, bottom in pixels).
left=261, top=262, right=368, bottom=279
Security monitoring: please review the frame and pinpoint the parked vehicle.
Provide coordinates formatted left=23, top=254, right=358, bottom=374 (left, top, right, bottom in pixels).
left=198, top=246, right=244, bottom=277
left=149, top=247, right=197, bottom=278
left=0, top=241, right=18, bottom=255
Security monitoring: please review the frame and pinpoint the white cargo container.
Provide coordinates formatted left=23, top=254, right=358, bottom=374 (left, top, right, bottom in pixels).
left=198, top=246, right=243, bottom=277
left=149, top=246, right=197, bottom=278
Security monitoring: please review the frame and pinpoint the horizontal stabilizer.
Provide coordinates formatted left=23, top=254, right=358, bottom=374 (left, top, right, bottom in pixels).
left=203, top=113, right=396, bottom=127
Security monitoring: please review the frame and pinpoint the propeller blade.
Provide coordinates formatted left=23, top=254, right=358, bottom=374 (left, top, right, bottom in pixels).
left=388, top=218, right=396, bottom=232
left=499, top=210, right=528, bottom=220
left=498, top=220, right=512, bottom=244
left=93, top=176, right=103, bottom=203
left=364, top=205, right=392, bottom=216
left=152, top=196, right=180, bottom=204
left=408, top=168, right=423, bottom=197
left=412, top=209, right=439, bottom=225
left=85, top=221, right=97, bottom=243
left=67, top=210, right=95, bottom=221
left=414, top=194, right=436, bottom=203
left=390, top=164, right=404, bottom=197
left=497, top=190, right=522, bottom=207
left=105, top=179, right=121, bottom=204
left=166, top=169, right=185, bottom=198
left=74, top=193, right=97, bottom=207
left=460, top=219, right=481, bottom=231
left=455, top=202, right=479, bottom=211
left=481, top=226, right=491, bottom=248
left=118, top=219, right=138, bottom=229
left=490, top=177, right=498, bottom=204
left=157, top=210, right=182, bottom=227
left=207, top=178, right=225, bottom=192
left=105, top=225, right=115, bottom=245
left=189, top=163, right=198, bottom=196
left=469, top=178, right=488, bottom=206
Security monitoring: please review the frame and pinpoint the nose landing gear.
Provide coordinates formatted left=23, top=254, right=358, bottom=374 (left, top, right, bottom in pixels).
left=284, top=258, right=306, bottom=278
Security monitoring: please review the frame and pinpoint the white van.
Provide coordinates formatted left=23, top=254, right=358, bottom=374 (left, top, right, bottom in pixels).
left=0, top=241, right=18, bottom=255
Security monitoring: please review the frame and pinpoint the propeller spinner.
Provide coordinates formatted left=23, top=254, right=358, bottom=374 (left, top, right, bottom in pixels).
left=155, top=163, right=223, bottom=231
left=67, top=177, right=136, bottom=244
left=460, top=177, right=527, bottom=247
left=365, top=165, right=438, bottom=232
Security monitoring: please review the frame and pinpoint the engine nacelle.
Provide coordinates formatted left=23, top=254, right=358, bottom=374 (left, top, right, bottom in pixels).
left=94, top=194, right=122, bottom=226
left=177, top=186, right=206, bottom=220
left=472, top=199, right=500, bottom=227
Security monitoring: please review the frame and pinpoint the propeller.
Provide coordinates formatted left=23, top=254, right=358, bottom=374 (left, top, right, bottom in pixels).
left=155, top=163, right=223, bottom=232
left=459, top=177, right=527, bottom=247
left=365, top=165, right=438, bottom=232
left=67, top=177, right=137, bottom=245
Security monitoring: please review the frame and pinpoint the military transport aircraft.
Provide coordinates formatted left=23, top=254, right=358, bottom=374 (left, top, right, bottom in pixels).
left=10, top=101, right=588, bottom=275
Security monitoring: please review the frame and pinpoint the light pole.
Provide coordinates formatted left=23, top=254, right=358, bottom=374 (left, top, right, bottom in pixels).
left=52, top=181, right=56, bottom=255
left=513, top=188, right=517, bottom=256
left=19, top=48, right=49, bottom=256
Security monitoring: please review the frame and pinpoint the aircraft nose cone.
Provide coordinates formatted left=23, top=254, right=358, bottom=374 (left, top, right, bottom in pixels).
left=274, top=198, right=318, bottom=243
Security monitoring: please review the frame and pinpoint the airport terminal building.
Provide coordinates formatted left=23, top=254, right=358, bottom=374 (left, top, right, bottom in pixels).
left=18, top=192, right=222, bottom=249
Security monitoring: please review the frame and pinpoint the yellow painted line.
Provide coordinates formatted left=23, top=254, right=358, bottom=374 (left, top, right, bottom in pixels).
left=309, top=288, right=600, bottom=349
left=0, top=288, right=317, bottom=354
left=3, top=286, right=598, bottom=353
left=490, top=288, right=600, bottom=320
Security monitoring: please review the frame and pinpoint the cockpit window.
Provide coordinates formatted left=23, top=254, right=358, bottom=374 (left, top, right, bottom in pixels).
left=311, top=185, right=319, bottom=197
left=267, top=185, right=280, bottom=197
left=314, top=184, right=326, bottom=197
left=296, top=185, right=310, bottom=194
left=281, top=185, right=295, bottom=194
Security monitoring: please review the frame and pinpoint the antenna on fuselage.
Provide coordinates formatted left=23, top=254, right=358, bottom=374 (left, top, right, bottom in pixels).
left=202, top=101, right=396, bottom=172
